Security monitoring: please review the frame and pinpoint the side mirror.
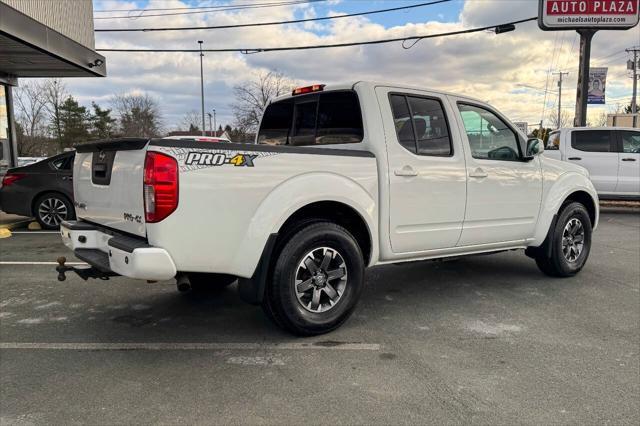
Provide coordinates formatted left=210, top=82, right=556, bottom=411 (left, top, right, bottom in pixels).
left=524, top=138, right=544, bottom=160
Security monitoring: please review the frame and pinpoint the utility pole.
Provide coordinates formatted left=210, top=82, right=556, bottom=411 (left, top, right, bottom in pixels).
left=212, top=109, right=216, bottom=135
left=553, top=71, right=569, bottom=129
left=207, top=113, right=213, bottom=135
left=198, top=40, right=205, bottom=136
left=627, top=47, right=640, bottom=114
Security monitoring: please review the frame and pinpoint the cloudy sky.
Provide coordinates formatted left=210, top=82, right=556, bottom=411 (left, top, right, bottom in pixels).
left=63, top=0, right=640, bottom=131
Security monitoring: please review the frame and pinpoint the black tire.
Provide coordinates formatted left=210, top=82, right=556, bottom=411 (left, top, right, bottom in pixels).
left=534, top=202, right=592, bottom=277
left=262, top=221, right=365, bottom=336
left=188, top=273, right=237, bottom=293
left=33, top=193, right=75, bottom=230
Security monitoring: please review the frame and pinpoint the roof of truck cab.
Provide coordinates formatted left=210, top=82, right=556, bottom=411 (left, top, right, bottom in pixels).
left=270, top=81, right=485, bottom=105
left=560, top=127, right=638, bottom=132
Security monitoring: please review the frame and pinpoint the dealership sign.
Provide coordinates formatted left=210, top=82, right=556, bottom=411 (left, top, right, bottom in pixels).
left=539, top=0, right=640, bottom=30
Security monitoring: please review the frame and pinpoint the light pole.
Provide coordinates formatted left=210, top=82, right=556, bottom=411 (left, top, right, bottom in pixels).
left=198, top=40, right=205, bottom=136
left=206, top=112, right=213, bottom=135
left=212, top=109, right=216, bottom=135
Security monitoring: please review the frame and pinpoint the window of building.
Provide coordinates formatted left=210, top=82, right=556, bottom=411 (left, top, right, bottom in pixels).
left=389, top=94, right=452, bottom=156
left=619, top=130, right=640, bottom=154
left=257, top=91, right=363, bottom=146
left=458, top=103, right=521, bottom=161
left=571, top=130, right=613, bottom=152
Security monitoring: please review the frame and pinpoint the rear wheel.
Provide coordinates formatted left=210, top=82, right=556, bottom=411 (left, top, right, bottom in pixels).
left=188, top=273, right=237, bottom=293
left=262, top=222, right=364, bottom=336
left=534, top=202, right=592, bottom=277
left=34, top=193, right=75, bottom=230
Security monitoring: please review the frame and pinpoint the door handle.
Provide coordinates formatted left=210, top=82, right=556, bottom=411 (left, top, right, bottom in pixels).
left=568, top=157, right=582, bottom=161
left=468, top=168, right=488, bottom=178
left=394, top=166, right=418, bottom=177
left=62, top=176, right=73, bottom=181
left=621, top=158, right=637, bottom=162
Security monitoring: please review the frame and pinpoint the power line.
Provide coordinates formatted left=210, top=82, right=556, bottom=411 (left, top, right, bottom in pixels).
left=96, top=16, right=537, bottom=53
left=94, top=0, right=323, bottom=19
left=95, top=0, right=453, bottom=32
left=94, top=0, right=323, bottom=13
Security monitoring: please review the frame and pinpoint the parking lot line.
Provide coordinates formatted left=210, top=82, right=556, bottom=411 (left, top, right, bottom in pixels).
left=10, top=231, right=58, bottom=234
left=0, top=261, right=87, bottom=265
left=0, top=342, right=381, bottom=351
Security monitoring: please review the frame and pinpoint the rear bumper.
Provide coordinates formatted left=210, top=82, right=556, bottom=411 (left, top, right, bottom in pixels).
left=60, top=220, right=177, bottom=281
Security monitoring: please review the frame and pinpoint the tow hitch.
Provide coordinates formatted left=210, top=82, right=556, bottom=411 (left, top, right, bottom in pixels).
left=56, top=256, right=114, bottom=281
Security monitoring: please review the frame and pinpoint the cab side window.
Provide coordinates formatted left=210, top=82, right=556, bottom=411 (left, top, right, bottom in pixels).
left=546, top=131, right=560, bottom=150
left=389, top=94, right=452, bottom=156
left=620, top=131, right=640, bottom=153
left=571, top=130, right=612, bottom=152
left=457, top=104, right=521, bottom=161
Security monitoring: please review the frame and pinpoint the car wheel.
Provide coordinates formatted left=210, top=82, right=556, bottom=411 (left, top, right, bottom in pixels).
left=263, top=221, right=365, bottom=336
left=188, top=273, right=237, bottom=293
left=534, top=202, right=592, bottom=277
left=34, top=193, right=75, bottom=230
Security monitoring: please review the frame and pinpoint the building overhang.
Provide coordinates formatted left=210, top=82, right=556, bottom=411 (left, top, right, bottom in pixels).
left=0, top=2, right=106, bottom=79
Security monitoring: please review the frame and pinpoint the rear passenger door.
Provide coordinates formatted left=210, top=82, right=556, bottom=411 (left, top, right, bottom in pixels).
left=376, top=88, right=467, bottom=253
left=565, top=130, right=618, bottom=194
left=615, top=130, right=640, bottom=196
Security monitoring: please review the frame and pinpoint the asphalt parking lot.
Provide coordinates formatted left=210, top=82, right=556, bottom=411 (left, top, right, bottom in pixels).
left=1, top=208, right=638, bottom=425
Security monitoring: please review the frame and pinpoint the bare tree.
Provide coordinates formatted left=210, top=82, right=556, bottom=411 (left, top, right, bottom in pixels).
left=111, top=93, right=162, bottom=138
left=593, top=111, right=608, bottom=127
left=15, top=80, right=48, bottom=138
left=14, top=80, right=54, bottom=156
left=180, top=110, right=201, bottom=132
left=547, top=110, right=573, bottom=129
left=43, top=78, right=68, bottom=145
left=231, top=71, right=296, bottom=132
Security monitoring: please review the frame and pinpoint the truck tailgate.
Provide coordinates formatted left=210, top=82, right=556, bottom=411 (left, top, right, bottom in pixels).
left=73, top=139, right=148, bottom=237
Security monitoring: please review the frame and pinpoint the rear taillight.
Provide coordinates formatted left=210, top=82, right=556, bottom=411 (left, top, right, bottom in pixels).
left=144, top=152, right=178, bottom=223
left=2, top=173, right=26, bottom=187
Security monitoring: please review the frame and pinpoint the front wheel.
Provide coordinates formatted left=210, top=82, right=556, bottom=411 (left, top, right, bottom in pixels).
left=534, top=202, right=592, bottom=277
left=263, top=222, right=365, bottom=336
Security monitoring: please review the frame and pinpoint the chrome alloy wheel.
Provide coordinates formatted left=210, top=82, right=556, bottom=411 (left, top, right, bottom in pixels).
left=562, top=218, right=585, bottom=263
left=294, top=247, right=348, bottom=313
left=38, top=197, right=68, bottom=227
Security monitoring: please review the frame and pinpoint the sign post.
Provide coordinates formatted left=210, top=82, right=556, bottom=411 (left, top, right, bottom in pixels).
left=538, top=0, right=640, bottom=126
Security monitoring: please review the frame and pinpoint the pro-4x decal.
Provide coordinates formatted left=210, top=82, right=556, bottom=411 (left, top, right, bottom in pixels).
left=153, top=146, right=278, bottom=172
left=185, top=152, right=257, bottom=167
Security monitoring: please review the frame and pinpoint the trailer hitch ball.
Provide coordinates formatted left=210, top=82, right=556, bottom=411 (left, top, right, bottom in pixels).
left=56, top=256, right=68, bottom=281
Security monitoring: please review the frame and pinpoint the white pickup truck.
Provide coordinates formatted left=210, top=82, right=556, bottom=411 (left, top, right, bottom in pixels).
left=57, top=81, right=599, bottom=335
left=544, top=127, right=640, bottom=200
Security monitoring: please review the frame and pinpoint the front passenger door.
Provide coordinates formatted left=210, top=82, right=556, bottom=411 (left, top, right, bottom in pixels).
left=455, top=102, right=542, bottom=246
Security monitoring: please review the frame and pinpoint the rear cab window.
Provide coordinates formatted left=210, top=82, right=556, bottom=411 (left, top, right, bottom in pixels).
left=618, top=130, right=640, bottom=153
left=257, top=91, right=363, bottom=146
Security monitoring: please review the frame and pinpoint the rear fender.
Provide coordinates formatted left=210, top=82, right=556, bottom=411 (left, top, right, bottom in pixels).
left=229, top=172, right=378, bottom=276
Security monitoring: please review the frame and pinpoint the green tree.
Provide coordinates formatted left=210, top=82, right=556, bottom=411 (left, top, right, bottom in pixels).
left=90, top=102, right=116, bottom=139
left=59, top=96, right=89, bottom=149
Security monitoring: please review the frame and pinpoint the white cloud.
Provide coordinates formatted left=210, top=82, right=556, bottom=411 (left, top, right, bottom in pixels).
left=58, top=0, right=640, bottom=130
